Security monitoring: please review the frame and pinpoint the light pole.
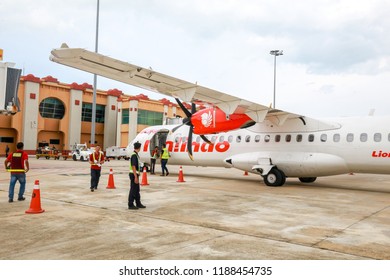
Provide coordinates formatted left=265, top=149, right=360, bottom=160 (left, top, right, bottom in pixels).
left=91, top=0, right=100, bottom=146
left=270, top=50, right=283, bottom=109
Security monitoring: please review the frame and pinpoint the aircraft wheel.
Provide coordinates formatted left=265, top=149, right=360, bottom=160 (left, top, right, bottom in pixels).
left=263, top=168, right=286, bottom=187
left=299, top=177, right=317, bottom=183
left=72, top=154, right=77, bottom=161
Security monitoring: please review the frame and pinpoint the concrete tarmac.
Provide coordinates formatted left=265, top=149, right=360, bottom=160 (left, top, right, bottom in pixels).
left=0, top=157, right=389, bottom=260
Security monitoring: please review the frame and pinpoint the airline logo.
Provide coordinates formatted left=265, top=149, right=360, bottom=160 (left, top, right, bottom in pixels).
left=372, top=150, right=390, bottom=158
left=201, top=111, right=213, bottom=127
left=142, top=140, right=230, bottom=153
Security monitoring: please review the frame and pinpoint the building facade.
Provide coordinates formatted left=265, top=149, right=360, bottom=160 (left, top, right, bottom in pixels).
left=0, top=74, right=183, bottom=155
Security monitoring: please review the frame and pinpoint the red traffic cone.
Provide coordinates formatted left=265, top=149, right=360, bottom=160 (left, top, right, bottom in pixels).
left=25, top=180, right=45, bottom=214
left=106, top=168, right=116, bottom=189
left=140, top=167, right=149, bottom=186
left=177, top=166, right=185, bottom=182
left=244, top=171, right=249, bottom=176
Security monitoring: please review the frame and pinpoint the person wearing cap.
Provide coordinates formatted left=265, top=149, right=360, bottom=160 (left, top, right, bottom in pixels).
left=128, top=142, right=146, bottom=210
left=89, top=145, right=105, bottom=192
left=4, top=142, right=29, bottom=203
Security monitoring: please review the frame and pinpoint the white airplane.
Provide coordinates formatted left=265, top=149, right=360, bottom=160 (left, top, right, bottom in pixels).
left=50, top=44, right=390, bottom=186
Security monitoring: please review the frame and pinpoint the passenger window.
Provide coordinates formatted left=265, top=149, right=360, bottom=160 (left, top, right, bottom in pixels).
left=236, top=135, right=241, bottom=143
left=211, top=136, right=217, bottom=143
left=255, top=135, right=261, bottom=142
left=360, top=133, right=367, bottom=142
left=275, top=135, right=281, bottom=142
left=182, top=136, right=187, bottom=142
left=374, top=133, right=382, bottom=142
left=219, top=136, right=225, bottom=142
left=228, top=135, right=233, bottom=143
left=264, top=135, right=270, bottom=142
left=196, top=136, right=201, bottom=143
left=175, top=136, right=180, bottom=143
left=347, top=133, right=354, bottom=142
left=285, top=134, right=291, bottom=142
left=308, top=134, right=315, bottom=142
left=320, top=134, right=327, bottom=142
left=333, top=134, right=340, bottom=142
left=296, top=134, right=303, bottom=142
left=245, top=135, right=251, bottom=142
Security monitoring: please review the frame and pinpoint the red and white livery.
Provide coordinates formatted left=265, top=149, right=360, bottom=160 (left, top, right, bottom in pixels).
left=50, top=45, right=390, bottom=186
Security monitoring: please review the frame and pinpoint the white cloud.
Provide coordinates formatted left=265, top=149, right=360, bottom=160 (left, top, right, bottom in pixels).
left=2, top=0, right=390, bottom=118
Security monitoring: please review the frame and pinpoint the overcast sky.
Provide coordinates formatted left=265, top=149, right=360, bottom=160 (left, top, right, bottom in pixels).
left=2, top=0, right=390, bottom=118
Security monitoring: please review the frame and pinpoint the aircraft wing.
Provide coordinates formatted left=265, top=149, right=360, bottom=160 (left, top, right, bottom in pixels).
left=50, top=44, right=299, bottom=125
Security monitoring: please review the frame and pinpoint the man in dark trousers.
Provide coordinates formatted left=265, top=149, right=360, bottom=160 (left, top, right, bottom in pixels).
left=4, top=142, right=29, bottom=202
left=128, top=142, right=146, bottom=210
left=89, top=145, right=105, bottom=192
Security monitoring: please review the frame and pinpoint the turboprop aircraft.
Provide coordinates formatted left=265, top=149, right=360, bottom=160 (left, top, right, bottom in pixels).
left=50, top=44, right=390, bottom=186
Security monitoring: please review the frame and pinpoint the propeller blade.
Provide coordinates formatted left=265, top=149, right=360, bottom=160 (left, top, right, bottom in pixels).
left=191, top=102, right=196, bottom=114
left=172, top=123, right=185, bottom=133
left=187, top=126, right=194, bottom=161
left=200, top=135, right=212, bottom=144
left=175, top=98, right=192, bottom=118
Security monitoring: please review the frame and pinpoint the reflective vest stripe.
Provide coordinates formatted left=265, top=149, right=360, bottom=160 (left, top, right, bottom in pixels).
left=130, top=152, right=140, bottom=174
left=92, top=152, right=102, bottom=165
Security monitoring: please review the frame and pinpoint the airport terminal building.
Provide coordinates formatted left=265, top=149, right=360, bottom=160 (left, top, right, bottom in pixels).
left=0, top=74, right=183, bottom=155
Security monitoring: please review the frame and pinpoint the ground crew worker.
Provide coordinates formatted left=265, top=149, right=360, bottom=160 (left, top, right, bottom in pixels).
left=160, top=143, right=170, bottom=176
left=4, top=142, right=29, bottom=203
left=150, top=146, right=159, bottom=174
left=89, top=145, right=105, bottom=192
left=128, top=142, right=146, bottom=210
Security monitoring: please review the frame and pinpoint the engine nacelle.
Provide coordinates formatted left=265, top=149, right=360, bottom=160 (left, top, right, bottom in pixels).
left=191, top=107, right=255, bottom=134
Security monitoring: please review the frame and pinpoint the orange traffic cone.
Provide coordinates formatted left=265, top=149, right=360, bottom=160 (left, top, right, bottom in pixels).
left=106, top=168, right=116, bottom=189
left=177, top=166, right=185, bottom=182
left=25, top=180, right=45, bottom=214
left=244, top=171, right=249, bottom=176
left=140, top=167, right=149, bottom=186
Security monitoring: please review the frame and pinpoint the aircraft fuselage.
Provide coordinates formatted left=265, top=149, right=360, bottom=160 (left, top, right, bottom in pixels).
left=129, top=115, right=390, bottom=186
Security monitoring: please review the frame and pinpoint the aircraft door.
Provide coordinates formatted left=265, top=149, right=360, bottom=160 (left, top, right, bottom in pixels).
left=149, top=129, right=169, bottom=156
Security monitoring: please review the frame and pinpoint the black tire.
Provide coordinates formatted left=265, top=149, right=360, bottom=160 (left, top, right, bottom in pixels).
left=263, top=168, right=286, bottom=187
left=299, top=177, right=317, bottom=183
left=80, top=156, right=84, bottom=161
left=72, top=154, right=77, bottom=161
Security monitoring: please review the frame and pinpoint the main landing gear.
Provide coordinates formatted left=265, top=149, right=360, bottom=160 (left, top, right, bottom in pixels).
left=262, top=167, right=286, bottom=187
left=298, top=177, right=317, bottom=183
left=261, top=167, right=318, bottom=187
